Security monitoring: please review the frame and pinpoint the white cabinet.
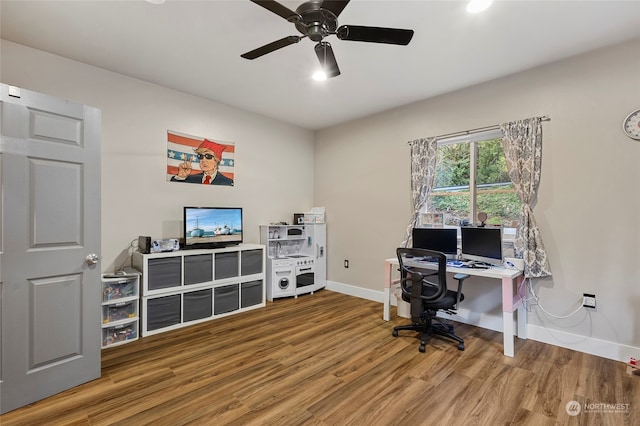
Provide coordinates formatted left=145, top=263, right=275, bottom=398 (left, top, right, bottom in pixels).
left=101, top=273, right=140, bottom=348
left=132, top=243, right=265, bottom=336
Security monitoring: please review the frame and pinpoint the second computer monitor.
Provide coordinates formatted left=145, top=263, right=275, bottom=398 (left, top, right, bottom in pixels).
left=412, top=227, right=458, bottom=259
left=460, top=226, right=503, bottom=266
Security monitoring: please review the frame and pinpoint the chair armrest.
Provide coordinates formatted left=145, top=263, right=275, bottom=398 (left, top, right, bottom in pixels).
left=453, top=273, right=469, bottom=309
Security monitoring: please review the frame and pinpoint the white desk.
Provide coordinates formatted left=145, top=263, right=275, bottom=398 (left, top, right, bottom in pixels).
left=383, top=257, right=526, bottom=357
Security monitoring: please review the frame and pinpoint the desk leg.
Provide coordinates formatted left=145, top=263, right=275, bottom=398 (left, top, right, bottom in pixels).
left=501, top=276, right=518, bottom=357
left=383, top=261, right=392, bottom=321
left=515, top=274, right=528, bottom=340
left=517, top=305, right=528, bottom=339
left=501, top=274, right=526, bottom=357
left=502, top=312, right=515, bottom=357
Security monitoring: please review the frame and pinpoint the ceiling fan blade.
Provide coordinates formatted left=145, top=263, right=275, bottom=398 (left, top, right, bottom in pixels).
left=249, top=0, right=300, bottom=22
left=320, top=0, right=351, bottom=17
left=337, top=25, right=414, bottom=45
left=241, top=36, right=301, bottom=60
left=314, top=42, right=341, bottom=78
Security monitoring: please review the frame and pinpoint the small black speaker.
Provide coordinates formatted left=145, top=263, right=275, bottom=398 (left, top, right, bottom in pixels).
left=138, top=236, right=151, bottom=254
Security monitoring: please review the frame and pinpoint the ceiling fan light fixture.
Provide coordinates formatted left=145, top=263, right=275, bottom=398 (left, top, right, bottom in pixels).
left=312, top=70, right=327, bottom=81
left=467, top=0, right=493, bottom=14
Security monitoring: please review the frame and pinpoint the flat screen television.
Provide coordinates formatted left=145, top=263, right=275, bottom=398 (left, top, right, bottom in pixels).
left=460, top=226, right=503, bottom=266
left=183, top=207, right=243, bottom=250
left=412, top=227, right=458, bottom=259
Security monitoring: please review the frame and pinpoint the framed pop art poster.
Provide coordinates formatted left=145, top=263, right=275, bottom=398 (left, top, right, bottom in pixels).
left=167, top=130, right=235, bottom=186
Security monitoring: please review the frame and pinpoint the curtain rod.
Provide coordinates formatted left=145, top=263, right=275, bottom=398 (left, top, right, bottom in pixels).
left=410, top=115, right=551, bottom=143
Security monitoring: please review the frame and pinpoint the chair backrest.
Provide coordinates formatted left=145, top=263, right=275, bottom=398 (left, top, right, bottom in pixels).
left=396, top=247, right=448, bottom=314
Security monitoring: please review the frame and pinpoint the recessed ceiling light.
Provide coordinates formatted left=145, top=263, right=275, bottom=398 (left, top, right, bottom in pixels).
left=145, top=0, right=166, bottom=4
left=467, top=0, right=493, bottom=14
left=312, top=70, right=327, bottom=81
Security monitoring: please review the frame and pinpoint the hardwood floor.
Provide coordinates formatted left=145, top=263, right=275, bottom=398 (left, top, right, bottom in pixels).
left=1, top=290, right=638, bottom=425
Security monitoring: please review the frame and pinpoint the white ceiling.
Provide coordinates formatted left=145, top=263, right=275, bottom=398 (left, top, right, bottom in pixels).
left=2, top=0, right=640, bottom=130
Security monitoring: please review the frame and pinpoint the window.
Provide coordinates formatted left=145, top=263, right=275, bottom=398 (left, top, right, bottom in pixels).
left=423, top=130, right=521, bottom=229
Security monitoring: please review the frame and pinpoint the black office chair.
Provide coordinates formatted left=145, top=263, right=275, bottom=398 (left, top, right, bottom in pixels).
left=392, top=247, right=469, bottom=353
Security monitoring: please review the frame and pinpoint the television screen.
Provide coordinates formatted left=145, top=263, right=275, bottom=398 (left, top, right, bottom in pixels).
left=412, top=227, right=458, bottom=259
left=460, top=226, right=503, bottom=266
left=183, top=207, right=242, bottom=249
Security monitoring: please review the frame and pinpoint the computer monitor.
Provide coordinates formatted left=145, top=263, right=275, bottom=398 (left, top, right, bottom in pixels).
left=411, top=227, right=458, bottom=259
left=460, top=226, right=503, bottom=266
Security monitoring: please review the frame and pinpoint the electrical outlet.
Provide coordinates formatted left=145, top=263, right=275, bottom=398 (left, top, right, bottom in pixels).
left=344, top=259, right=349, bottom=268
left=583, top=293, right=596, bottom=309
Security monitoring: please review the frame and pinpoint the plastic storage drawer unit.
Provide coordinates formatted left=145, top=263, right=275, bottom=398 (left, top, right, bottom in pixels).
left=102, top=300, right=137, bottom=324
left=102, top=278, right=137, bottom=302
left=102, top=320, right=138, bottom=348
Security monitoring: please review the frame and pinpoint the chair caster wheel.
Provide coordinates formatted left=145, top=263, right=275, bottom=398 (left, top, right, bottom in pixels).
left=392, top=330, right=398, bottom=337
left=419, top=345, right=426, bottom=353
left=458, top=343, right=465, bottom=351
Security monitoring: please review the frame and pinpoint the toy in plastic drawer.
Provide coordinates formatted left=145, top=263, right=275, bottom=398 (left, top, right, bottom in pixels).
left=102, top=320, right=138, bottom=348
left=102, top=300, right=138, bottom=324
left=102, top=277, right=138, bottom=302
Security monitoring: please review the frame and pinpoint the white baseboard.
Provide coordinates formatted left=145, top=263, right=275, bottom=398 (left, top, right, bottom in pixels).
left=526, top=324, right=639, bottom=363
left=326, top=280, right=384, bottom=303
left=327, top=280, right=640, bottom=363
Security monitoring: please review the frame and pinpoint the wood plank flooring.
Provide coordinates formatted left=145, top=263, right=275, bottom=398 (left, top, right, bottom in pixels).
left=1, top=290, right=638, bottom=425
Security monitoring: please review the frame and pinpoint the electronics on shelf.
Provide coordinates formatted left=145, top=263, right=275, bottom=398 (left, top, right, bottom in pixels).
left=151, top=239, right=180, bottom=253
left=412, top=227, right=458, bottom=259
left=183, top=206, right=243, bottom=250
left=460, top=226, right=503, bottom=266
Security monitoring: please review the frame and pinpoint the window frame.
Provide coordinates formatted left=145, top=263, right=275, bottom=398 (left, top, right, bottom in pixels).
left=421, top=128, right=519, bottom=239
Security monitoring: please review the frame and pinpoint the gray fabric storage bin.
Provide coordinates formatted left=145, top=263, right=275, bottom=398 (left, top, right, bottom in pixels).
left=241, top=280, right=263, bottom=308
left=146, top=294, right=181, bottom=331
left=241, top=249, right=263, bottom=276
left=215, top=252, right=239, bottom=280
left=184, top=254, right=213, bottom=285
left=214, top=284, right=239, bottom=315
left=183, top=289, right=213, bottom=322
left=147, top=257, right=181, bottom=291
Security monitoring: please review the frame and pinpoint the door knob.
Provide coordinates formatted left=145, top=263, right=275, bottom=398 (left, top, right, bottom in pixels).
left=85, top=253, right=100, bottom=265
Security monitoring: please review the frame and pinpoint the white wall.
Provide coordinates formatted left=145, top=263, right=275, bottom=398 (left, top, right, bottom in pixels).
left=1, top=40, right=315, bottom=272
left=315, top=38, right=640, bottom=361
left=4, top=37, right=640, bottom=361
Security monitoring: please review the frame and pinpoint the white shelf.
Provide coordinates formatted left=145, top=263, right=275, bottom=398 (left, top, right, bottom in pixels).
left=132, top=243, right=266, bottom=337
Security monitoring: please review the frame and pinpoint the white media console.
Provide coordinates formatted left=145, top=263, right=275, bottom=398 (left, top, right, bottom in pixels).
left=132, top=243, right=265, bottom=336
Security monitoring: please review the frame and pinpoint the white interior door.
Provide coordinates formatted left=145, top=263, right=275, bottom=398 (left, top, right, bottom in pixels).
left=0, top=84, right=102, bottom=414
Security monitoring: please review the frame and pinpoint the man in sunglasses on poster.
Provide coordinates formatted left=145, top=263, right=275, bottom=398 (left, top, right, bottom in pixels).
left=171, top=139, right=234, bottom=186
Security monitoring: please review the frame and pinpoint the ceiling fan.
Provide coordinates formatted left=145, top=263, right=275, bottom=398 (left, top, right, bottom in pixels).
left=241, top=0, right=415, bottom=78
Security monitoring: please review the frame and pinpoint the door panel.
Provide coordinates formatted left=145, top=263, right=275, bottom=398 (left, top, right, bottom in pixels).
left=30, top=109, right=83, bottom=146
left=30, top=274, right=82, bottom=368
left=31, top=158, right=82, bottom=246
left=0, top=84, right=101, bottom=414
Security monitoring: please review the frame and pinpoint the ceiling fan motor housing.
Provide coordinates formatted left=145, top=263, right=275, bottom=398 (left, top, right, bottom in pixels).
left=295, top=0, right=338, bottom=42
left=242, top=0, right=414, bottom=78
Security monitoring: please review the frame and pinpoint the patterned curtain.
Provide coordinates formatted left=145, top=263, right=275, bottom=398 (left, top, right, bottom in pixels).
left=500, top=118, right=551, bottom=278
left=401, top=137, right=438, bottom=247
